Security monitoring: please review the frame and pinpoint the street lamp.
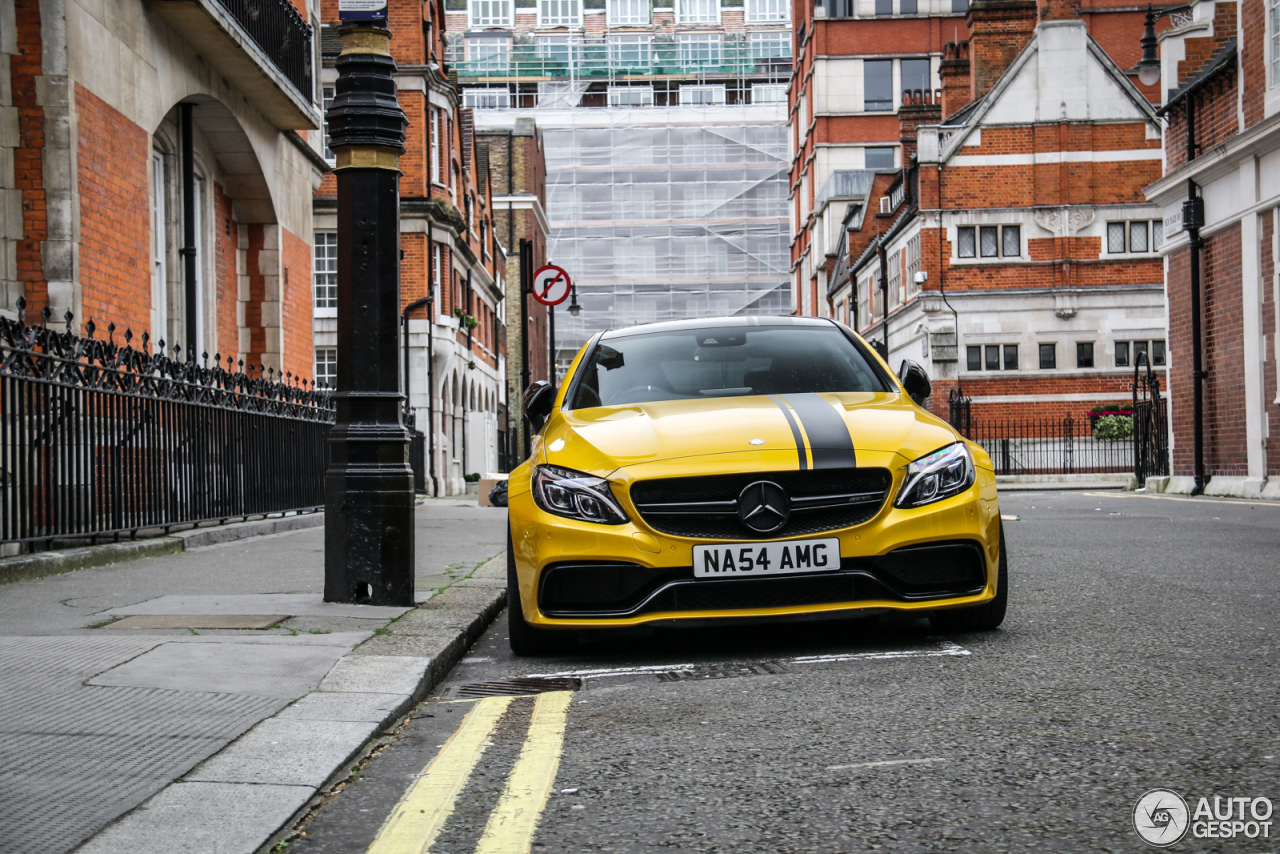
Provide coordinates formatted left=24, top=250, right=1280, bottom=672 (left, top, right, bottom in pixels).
left=1134, top=4, right=1190, bottom=87
left=567, top=283, right=581, bottom=317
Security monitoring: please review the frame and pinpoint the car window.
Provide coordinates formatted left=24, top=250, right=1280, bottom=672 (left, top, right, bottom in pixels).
left=569, top=326, right=888, bottom=409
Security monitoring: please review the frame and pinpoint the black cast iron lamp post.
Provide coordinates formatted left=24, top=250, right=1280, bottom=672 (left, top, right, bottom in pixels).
left=323, top=21, right=416, bottom=606
left=568, top=283, right=581, bottom=317
left=1134, top=4, right=1190, bottom=87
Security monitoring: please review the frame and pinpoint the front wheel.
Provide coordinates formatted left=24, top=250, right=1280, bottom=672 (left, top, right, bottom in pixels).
left=507, top=529, right=554, bottom=656
left=930, top=523, right=1008, bottom=632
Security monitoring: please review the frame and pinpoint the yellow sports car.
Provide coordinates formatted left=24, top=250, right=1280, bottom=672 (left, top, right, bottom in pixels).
left=506, top=317, right=1006, bottom=655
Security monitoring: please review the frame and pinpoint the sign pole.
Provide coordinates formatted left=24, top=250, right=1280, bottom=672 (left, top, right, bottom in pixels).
left=323, top=8, right=415, bottom=606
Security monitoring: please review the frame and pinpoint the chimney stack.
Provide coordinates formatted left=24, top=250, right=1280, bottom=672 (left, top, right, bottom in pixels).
left=899, top=91, right=942, bottom=165
left=1037, top=0, right=1081, bottom=20
left=938, top=40, right=971, bottom=120
left=967, top=0, right=1038, bottom=102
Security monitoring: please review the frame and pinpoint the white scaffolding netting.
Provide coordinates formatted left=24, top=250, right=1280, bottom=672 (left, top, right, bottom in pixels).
left=531, top=106, right=792, bottom=360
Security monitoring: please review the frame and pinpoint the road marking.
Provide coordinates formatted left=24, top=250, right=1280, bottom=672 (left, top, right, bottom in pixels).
left=525, top=641, right=970, bottom=681
left=827, top=757, right=946, bottom=771
left=474, top=690, right=574, bottom=854
left=1081, top=492, right=1280, bottom=508
left=366, top=696, right=513, bottom=854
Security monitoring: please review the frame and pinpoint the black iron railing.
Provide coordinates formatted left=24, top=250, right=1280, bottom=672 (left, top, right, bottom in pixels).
left=955, top=416, right=1136, bottom=475
left=215, top=0, right=314, bottom=102
left=0, top=301, right=334, bottom=548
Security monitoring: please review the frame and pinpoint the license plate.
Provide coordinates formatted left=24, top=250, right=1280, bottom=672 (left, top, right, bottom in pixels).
left=692, top=538, right=841, bottom=579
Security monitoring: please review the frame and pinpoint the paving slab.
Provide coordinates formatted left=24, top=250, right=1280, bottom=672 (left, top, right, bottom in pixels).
left=76, top=781, right=317, bottom=854
left=104, top=614, right=289, bottom=630
left=88, top=641, right=350, bottom=698
left=102, top=593, right=412, bottom=620
left=275, top=691, right=411, bottom=724
left=187, top=718, right=380, bottom=788
left=316, top=654, right=432, bottom=696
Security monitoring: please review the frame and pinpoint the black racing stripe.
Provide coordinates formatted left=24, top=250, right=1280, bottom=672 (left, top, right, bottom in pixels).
left=767, top=394, right=808, bottom=471
left=782, top=393, right=856, bottom=470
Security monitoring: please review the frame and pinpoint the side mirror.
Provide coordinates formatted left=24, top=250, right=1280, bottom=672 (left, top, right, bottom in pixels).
left=897, top=359, right=932, bottom=406
left=522, top=380, right=556, bottom=432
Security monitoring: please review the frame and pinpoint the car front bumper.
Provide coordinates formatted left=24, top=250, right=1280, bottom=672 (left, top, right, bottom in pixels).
left=508, top=450, right=1001, bottom=629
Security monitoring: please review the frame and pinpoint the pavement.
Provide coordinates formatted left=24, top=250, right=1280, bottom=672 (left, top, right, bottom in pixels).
left=0, top=497, right=509, bottom=854
left=281, top=489, right=1280, bottom=853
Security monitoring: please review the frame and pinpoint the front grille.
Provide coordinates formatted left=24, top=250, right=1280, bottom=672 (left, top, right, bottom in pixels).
left=647, top=572, right=884, bottom=613
left=630, top=467, right=892, bottom=540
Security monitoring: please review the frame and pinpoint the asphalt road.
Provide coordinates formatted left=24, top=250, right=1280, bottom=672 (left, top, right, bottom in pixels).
left=285, top=490, right=1280, bottom=853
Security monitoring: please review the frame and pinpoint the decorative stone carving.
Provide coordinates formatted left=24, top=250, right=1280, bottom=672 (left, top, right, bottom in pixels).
left=1067, top=208, right=1095, bottom=234
left=1034, top=208, right=1063, bottom=236
left=920, top=297, right=944, bottom=313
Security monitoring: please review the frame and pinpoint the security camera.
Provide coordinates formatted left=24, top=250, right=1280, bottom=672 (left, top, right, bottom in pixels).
left=913, top=271, right=928, bottom=284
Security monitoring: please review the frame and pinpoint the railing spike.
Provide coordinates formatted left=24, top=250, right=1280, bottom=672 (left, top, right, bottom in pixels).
left=124, top=328, right=133, bottom=344
left=109, top=323, right=117, bottom=344
left=85, top=319, right=96, bottom=338
left=40, top=306, right=51, bottom=327
left=64, top=310, right=74, bottom=333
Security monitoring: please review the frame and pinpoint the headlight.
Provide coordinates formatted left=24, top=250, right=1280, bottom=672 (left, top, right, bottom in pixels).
left=532, top=465, right=630, bottom=525
left=894, top=442, right=975, bottom=508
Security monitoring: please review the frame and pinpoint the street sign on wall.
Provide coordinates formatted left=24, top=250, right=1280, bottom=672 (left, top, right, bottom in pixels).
left=338, top=0, right=388, bottom=22
left=532, top=265, right=571, bottom=306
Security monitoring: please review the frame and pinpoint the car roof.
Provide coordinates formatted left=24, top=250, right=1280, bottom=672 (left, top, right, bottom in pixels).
left=600, top=316, right=836, bottom=341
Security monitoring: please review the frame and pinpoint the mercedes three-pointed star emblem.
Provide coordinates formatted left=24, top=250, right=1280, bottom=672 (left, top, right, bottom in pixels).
left=737, top=480, right=790, bottom=534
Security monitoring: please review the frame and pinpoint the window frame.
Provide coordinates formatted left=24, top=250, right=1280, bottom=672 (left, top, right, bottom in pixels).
left=955, top=224, right=1021, bottom=260
left=469, top=0, right=513, bottom=27
left=751, top=83, right=787, bottom=103
left=677, top=33, right=724, bottom=65
left=676, top=0, right=719, bottom=24
left=1038, top=343, right=1057, bottom=370
left=865, top=146, right=895, bottom=169
left=607, top=85, right=655, bottom=106
left=314, top=347, right=338, bottom=390
left=313, top=231, right=338, bottom=315
left=679, top=83, right=727, bottom=105
left=462, top=88, right=512, bottom=109
left=748, top=30, right=791, bottom=60
left=863, top=58, right=894, bottom=111
left=1076, top=341, right=1094, bottom=369
left=745, top=0, right=790, bottom=24
left=538, top=0, right=581, bottom=27
left=608, top=0, right=648, bottom=25
left=608, top=34, right=652, bottom=67
left=1106, top=219, right=1163, bottom=255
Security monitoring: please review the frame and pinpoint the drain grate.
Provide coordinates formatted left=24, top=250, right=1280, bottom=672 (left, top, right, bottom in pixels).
left=656, top=661, right=789, bottom=682
left=445, top=676, right=583, bottom=699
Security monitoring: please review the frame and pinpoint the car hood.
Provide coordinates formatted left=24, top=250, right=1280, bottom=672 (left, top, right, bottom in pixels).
left=540, top=392, right=962, bottom=477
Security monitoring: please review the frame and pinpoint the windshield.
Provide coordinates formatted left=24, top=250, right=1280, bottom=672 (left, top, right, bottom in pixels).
left=569, top=325, right=889, bottom=409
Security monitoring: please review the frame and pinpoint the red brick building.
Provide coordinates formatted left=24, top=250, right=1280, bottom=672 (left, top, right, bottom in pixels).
left=1142, top=0, right=1280, bottom=498
left=1, top=0, right=326, bottom=380
left=825, top=4, right=1170, bottom=426
left=314, top=0, right=509, bottom=491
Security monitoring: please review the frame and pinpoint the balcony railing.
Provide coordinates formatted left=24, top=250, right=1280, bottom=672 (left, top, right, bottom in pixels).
left=213, top=0, right=314, bottom=101
left=448, top=39, right=793, bottom=82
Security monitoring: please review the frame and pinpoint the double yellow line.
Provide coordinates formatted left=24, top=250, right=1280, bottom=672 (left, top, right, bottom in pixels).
left=367, top=691, right=574, bottom=854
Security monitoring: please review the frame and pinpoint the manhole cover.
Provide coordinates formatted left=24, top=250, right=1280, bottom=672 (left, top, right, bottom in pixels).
left=445, top=676, right=582, bottom=699
left=656, top=661, right=788, bottom=682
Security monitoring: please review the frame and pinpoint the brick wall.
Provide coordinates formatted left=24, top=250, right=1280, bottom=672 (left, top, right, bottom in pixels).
left=1201, top=223, right=1249, bottom=476
left=214, top=184, right=239, bottom=361
left=12, top=0, right=46, bottom=313
left=968, top=0, right=1038, bottom=101
left=282, top=227, right=313, bottom=382
left=241, top=224, right=268, bottom=369
left=1261, top=209, right=1278, bottom=476
left=1240, top=0, right=1266, bottom=126
left=75, top=85, right=151, bottom=336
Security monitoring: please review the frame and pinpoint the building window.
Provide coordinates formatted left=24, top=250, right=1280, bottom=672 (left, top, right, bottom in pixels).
left=966, top=344, right=1018, bottom=371
left=864, top=59, right=893, bottom=111
left=467, top=35, right=511, bottom=71
left=874, top=0, right=891, bottom=14
left=538, top=36, right=580, bottom=65
left=315, top=347, right=337, bottom=389
left=609, top=35, right=651, bottom=67
left=322, top=86, right=336, bottom=164
left=1272, top=0, right=1280, bottom=84
left=680, top=84, right=727, bottom=105
left=677, top=0, right=718, bottom=24
left=1106, top=219, right=1163, bottom=254
left=828, top=0, right=854, bottom=15
left=1039, top=343, right=1057, bottom=369
left=901, top=0, right=916, bottom=12
left=751, top=83, right=787, bottom=103
left=463, top=88, right=511, bottom=109
left=1077, top=341, right=1094, bottom=369
left=746, top=0, right=789, bottom=23
left=608, top=85, right=654, bottom=106
left=749, top=31, right=791, bottom=60
left=901, top=58, right=930, bottom=99
left=313, top=231, right=337, bottom=310
left=905, top=234, right=921, bottom=295
left=609, top=0, right=648, bottom=24
left=952, top=0, right=968, bottom=11
left=678, top=34, right=723, bottom=64
left=863, top=147, right=894, bottom=169
left=470, top=0, right=512, bottom=26
left=1115, top=339, right=1166, bottom=367
left=957, top=225, right=1019, bottom=258
left=539, top=0, right=580, bottom=25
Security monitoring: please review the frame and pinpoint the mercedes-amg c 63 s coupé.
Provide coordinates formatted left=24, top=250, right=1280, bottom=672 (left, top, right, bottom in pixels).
left=505, top=316, right=1007, bottom=655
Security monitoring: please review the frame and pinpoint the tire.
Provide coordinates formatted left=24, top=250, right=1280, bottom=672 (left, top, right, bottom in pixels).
left=507, top=528, right=553, bottom=656
left=930, top=523, right=1008, bottom=633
